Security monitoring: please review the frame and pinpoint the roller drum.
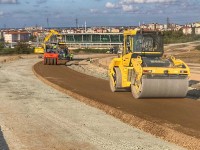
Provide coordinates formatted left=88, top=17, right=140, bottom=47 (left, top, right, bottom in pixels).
left=132, top=76, right=188, bottom=98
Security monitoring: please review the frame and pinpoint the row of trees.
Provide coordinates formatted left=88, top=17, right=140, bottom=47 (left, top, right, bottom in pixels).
left=163, top=30, right=200, bottom=44
left=0, top=42, right=34, bottom=55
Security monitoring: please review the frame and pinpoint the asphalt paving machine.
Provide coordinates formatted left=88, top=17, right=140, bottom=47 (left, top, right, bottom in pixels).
left=109, top=29, right=190, bottom=98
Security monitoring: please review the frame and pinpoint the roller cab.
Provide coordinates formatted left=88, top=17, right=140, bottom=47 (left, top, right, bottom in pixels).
left=109, top=29, right=190, bottom=99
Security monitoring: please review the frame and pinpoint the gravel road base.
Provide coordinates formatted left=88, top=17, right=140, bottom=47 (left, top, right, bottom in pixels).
left=0, top=58, right=184, bottom=149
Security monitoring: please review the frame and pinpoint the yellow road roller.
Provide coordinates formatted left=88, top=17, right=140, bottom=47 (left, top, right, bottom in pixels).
left=109, top=29, right=190, bottom=98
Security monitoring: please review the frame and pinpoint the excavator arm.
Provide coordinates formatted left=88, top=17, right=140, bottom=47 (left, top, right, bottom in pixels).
left=44, top=30, right=61, bottom=43
left=34, top=29, right=61, bottom=54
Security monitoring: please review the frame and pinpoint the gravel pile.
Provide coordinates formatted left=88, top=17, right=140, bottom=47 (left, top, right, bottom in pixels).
left=69, top=59, right=109, bottom=80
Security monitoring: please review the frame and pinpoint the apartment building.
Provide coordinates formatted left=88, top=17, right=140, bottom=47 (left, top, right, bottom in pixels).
left=182, top=26, right=192, bottom=35
left=195, top=27, right=200, bottom=35
left=4, top=31, right=31, bottom=43
left=193, top=22, right=200, bottom=27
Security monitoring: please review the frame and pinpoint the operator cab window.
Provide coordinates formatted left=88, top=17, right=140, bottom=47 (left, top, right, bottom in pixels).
left=124, top=36, right=133, bottom=54
left=134, top=34, right=163, bottom=53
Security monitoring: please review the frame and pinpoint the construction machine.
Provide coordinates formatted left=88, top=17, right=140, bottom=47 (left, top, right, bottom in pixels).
left=42, top=30, right=73, bottom=65
left=34, top=46, right=44, bottom=54
left=109, top=29, right=190, bottom=98
left=34, top=29, right=61, bottom=54
left=43, top=45, right=73, bottom=65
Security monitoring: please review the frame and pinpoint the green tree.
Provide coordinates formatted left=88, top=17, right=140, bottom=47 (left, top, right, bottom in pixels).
left=163, top=30, right=200, bottom=44
left=0, top=42, right=4, bottom=49
left=29, top=35, right=36, bottom=42
left=15, top=42, right=33, bottom=54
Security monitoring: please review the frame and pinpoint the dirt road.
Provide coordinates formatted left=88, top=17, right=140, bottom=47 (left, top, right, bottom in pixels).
left=0, top=58, right=184, bottom=150
left=34, top=61, right=200, bottom=149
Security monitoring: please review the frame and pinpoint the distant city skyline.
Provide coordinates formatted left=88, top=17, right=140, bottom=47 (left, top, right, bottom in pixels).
left=0, top=0, right=200, bottom=28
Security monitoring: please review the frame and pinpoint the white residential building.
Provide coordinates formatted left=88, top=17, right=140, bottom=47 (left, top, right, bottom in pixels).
left=193, top=22, right=200, bottom=27
left=4, top=31, right=31, bottom=43
left=25, top=26, right=43, bottom=31
left=195, top=27, right=200, bottom=35
left=182, top=27, right=192, bottom=35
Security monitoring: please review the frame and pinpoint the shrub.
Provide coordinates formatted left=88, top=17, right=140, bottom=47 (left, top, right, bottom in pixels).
left=0, top=42, right=34, bottom=55
left=195, top=45, right=200, bottom=50
left=163, top=30, right=200, bottom=44
left=15, top=42, right=34, bottom=54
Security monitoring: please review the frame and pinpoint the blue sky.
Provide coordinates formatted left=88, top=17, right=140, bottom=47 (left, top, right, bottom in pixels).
left=0, top=0, right=200, bottom=28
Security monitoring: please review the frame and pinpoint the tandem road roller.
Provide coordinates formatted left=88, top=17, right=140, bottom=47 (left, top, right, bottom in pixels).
left=109, top=29, right=190, bottom=98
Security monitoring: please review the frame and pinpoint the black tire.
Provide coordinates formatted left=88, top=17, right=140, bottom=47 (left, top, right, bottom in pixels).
left=50, top=58, right=53, bottom=65
left=47, top=58, right=50, bottom=65
left=131, top=74, right=142, bottom=99
left=53, top=58, right=57, bottom=65
left=131, top=84, right=141, bottom=99
left=44, top=58, right=47, bottom=65
left=109, top=67, right=122, bottom=92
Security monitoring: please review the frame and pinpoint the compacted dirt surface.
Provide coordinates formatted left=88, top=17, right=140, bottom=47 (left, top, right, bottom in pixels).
left=0, top=58, right=184, bottom=150
left=1, top=41, right=200, bottom=150
left=32, top=42, right=200, bottom=149
left=34, top=61, right=200, bottom=150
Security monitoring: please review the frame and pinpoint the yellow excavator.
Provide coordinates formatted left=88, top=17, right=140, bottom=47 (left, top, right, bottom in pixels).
left=109, top=29, right=190, bottom=98
left=34, top=29, right=61, bottom=54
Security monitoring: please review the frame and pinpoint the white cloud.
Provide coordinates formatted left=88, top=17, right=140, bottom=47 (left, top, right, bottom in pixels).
left=120, top=0, right=176, bottom=4
left=90, top=9, right=99, bottom=13
left=36, top=0, right=47, bottom=4
left=105, top=0, right=177, bottom=13
left=0, top=0, right=17, bottom=4
left=122, top=5, right=134, bottom=11
left=105, top=2, right=116, bottom=8
left=105, top=1, right=140, bottom=12
left=0, top=11, right=4, bottom=16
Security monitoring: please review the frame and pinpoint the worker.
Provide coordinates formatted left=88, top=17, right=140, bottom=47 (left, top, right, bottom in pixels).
left=53, top=44, right=57, bottom=49
left=63, top=47, right=69, bottom=58
left=110, top=47, right=114, bottom=54
left=69, top=53, right=73, bottom=60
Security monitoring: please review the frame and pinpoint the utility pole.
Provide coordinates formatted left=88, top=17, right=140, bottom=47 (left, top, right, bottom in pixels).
left=75, top=18, right=78, bottom=28
left=85, top=21, right=87, bottom=33
left=47, top=17, right=49, bottom=28
left=167, top=17, right=170, bottom=29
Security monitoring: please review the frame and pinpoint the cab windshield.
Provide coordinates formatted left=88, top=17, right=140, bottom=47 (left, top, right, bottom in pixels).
left=134, top=34, right=163, bottom=53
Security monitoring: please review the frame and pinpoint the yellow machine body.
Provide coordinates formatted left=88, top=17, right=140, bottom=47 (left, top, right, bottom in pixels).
left=34, top=46, right=44, bottom=54
left=109, top=29, right=190, bottom=98
left=34, top=29, right=62, bottom=54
